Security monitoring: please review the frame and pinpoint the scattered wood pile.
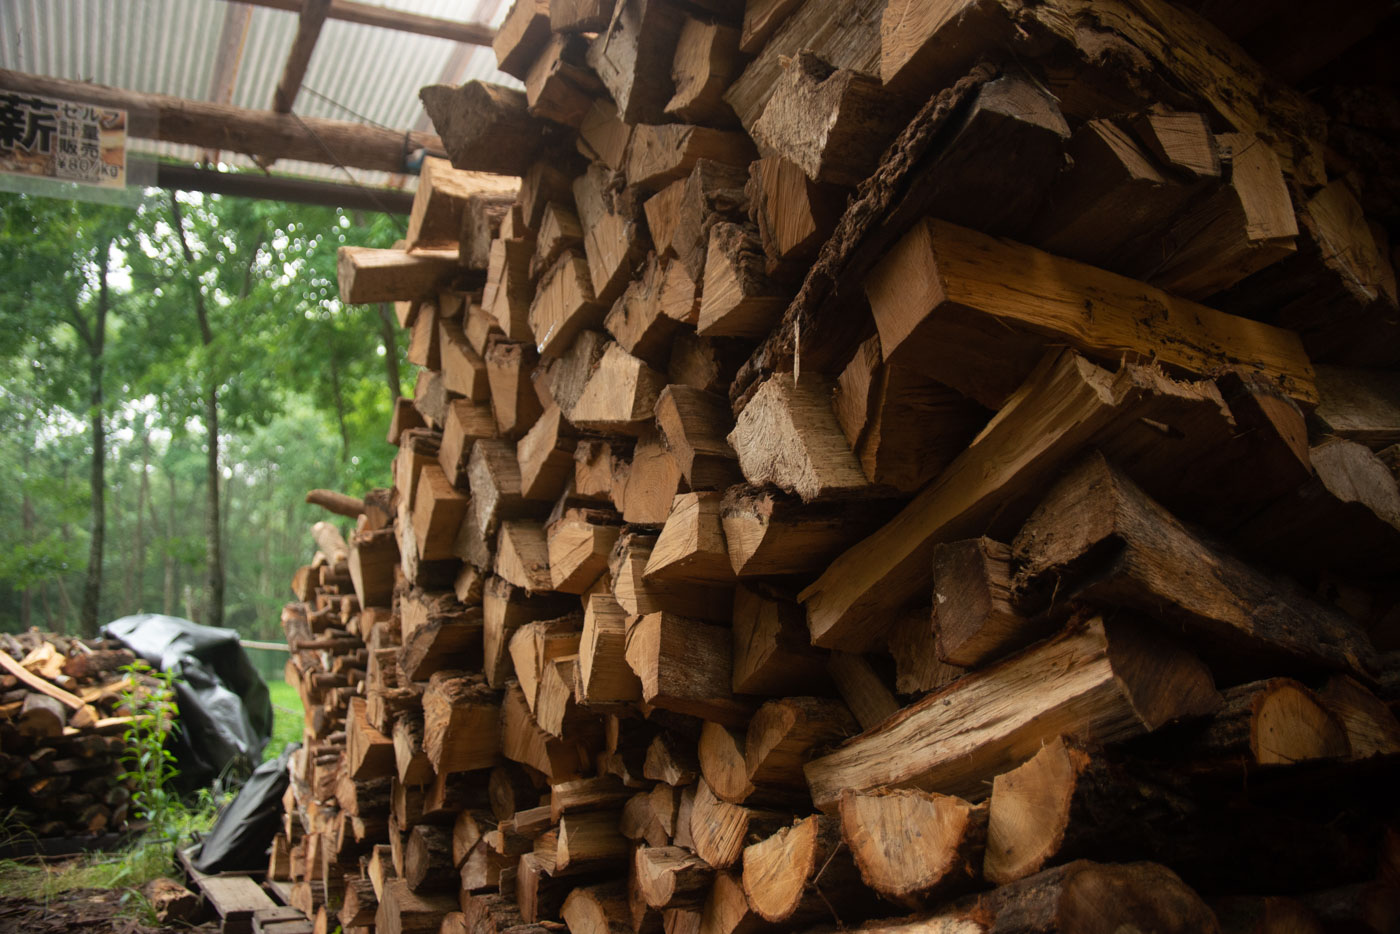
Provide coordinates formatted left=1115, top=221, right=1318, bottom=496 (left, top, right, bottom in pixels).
left=277, top=1, right=1400, bottom=932
left=0, top=631, right=149, bottom=836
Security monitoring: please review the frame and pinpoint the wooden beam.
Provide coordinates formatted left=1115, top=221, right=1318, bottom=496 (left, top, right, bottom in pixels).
left=151, top=161, right=413, bottom=213
left=274, top=0, right=334, bottom=114
left=224, top=0, right=496, bottom=46
left=0, top=69, right=442, bottom=175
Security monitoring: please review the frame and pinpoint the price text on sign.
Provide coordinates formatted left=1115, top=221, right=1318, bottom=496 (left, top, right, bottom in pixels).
left=0, top=90, right=127, bottom=188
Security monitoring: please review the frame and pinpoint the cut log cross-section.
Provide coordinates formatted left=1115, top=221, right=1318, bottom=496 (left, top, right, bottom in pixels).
left=524, top=33, right=601, bottom=128
left=578, top=593, right=643, bottom=704
left=745, top=696, right=856, bottom=789
left=1165, top=677, right=1352, bottom=770
left=492, top=0, right=551, bottom=79
left=721, top=488, right=890, bottom=579
left=420, top=81, right=546, bottom=176
left=730, top=585, right=830, bottom=696
left=698, top=722, right=754, bottom=805
left=666, top=15, right=739, bottom=123
left=697, top=222, right=787, bottom=340
left=530, top=251, right=603, bottom=358
left=625, top=612, right=755, bottom=727
left=635, top=846, right=712, bottom=911
left=980, top=733, right=1369, bottom=894
left=421, top=673, right=501, bottom=775
left=339, top=246, right=460, bottom=304
left=485, top=236, right=535, bottom=343
left=839, top=788, right=987, bottom=906
left=439, top=399, right=498, bottom=488
left=406, top=157, right=519, bottom=250
left=411, top=465, right=470, bottom=562
left=548, top=513, right=621, bottom=594
left=834, top=332, right=989, bottom=493
left=689, top=778, right=785, bottom=871
left=729, top=372, right=868, bottom=502
left=586, top=0, right=686, bottom=125
left=440, top=318, right=491, bottom=402
left=628, top=124, right=756, bottom=193
left=569, top=343, right=667, bottom=436
left=747, top=155, right=841, bottom=278
left=751, top=51, right=914, bottom=188
left=931, top=537, right=1038, bottom=668
left=654, top=385, right=739, bottom=490
left=348, top=696, right=396, bottom=781
left=517, top=406, right=576, bottom=502
left=741, top=815, right=871, bottom=924
left=644, top=493, right=736, bottom=584
left=495, top=519, right=552, bottom=593
left=573, top=166, right=648, bottom=308
left=485, top=340, right=546, bottom=438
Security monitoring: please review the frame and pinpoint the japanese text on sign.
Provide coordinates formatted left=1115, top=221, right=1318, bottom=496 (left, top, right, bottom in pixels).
left=0, top=91, right=127, bottom=188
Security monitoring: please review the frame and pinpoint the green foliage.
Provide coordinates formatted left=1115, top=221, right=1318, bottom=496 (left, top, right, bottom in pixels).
left=116, top=661, right=182, bottom=845
left=0, top=185, right=407, bottom=638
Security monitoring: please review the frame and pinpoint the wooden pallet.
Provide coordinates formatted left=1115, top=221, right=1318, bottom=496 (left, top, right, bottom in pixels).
left=252, top=905, right=314, bottom=934
left=178, top=846, right=294, bottom=934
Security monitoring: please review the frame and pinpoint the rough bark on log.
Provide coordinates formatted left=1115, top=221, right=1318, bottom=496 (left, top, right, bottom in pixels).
left=802, top=615, right=1218, bottom=808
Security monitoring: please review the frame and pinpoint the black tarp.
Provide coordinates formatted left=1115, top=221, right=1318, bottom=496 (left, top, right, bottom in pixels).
left=101, top=614, right=272, bottom=791
left=192, top=741, right=299, bottom=873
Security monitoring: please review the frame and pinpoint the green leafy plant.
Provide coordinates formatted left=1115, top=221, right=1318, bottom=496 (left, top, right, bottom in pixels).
left=116, top=661, right=182, bottom=844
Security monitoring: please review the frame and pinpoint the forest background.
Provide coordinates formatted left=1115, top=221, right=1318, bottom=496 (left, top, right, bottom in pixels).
left=0, top=188, right=407, bottom=650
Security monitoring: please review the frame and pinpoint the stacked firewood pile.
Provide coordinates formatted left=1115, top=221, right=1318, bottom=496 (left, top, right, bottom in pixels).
left=0, top=631, right=148, bottom=836
left=273, top=0, right=1400, bottom=931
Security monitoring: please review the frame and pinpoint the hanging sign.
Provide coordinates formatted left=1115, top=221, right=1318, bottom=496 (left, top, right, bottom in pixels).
left=0, top=90, right=127, bottom=188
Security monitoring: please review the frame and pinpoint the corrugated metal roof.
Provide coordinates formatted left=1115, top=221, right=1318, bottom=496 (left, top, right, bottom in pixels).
left=0, top=0, right=522, bottom=191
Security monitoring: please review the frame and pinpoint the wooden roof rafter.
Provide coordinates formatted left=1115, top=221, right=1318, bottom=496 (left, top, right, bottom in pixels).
left=273, top=0, right=335, bottom=115
left=222, top=0, right=497, bottom=46
left=203, top=1, right=255, bottom=164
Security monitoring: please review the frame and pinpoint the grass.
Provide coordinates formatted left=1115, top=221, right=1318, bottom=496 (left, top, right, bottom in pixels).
left=0, top=842, right=172, bottom=898
left=265, top=677, right=304, bottom=761
left=0, top=797, right=221, bottom=911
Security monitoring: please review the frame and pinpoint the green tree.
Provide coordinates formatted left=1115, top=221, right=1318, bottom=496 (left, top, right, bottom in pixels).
left=0, top=186, right=406, bottom=636
left=0, top=194, right=143, bottom=634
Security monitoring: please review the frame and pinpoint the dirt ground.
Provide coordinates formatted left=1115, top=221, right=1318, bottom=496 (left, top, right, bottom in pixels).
left=0, top=888, right=219, bottom=934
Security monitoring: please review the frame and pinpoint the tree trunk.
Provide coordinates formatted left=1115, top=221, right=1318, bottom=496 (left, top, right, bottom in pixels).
left=222, top=453, right=235, bottom=572
left=40, top=580, right=54, bottom=629
left=204, top=386, right=224, bottom=627
left=259, top=475, right=273, bottom=599
left=163, top=470, right=177, bottom=616
left=379, top=302, right=403, bottom=398
left=79, top=243, right=111, bottom=638
left=184, top=580, right=199, bottom=623
left=126, top=428, right=151, bottom=614
left=169, top=192, right=225, bottom=629
left=56, top=574, right=76, bottom=631
left=20, top=429, right=34, bottom=629
left=330, top=352, right=352, bottom=461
